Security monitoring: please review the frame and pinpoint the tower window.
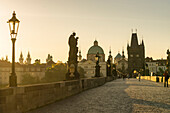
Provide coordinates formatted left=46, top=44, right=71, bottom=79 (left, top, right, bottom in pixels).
left=136, top=54, right=139, bottom=57
left=130, top=54, right=133, bottom=57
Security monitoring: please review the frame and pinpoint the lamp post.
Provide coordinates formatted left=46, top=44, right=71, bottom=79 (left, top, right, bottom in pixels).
left=107, top=51, right=112, bottom=76
left=155, top=63, right=159, bottom=82
left=95, top=52, right=100, bottom=77
left=7, top=11, right=20, bottom=87
left=145, top=64, right=149, bottom=76
left=112, top=64, right=117, bottom=77
left=156, top=63, right=158, bottom=75
left=167, top=49, right=170, bottom=73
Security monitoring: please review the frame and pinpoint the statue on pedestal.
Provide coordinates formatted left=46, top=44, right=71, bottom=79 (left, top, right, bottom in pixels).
left=66, top=32, right=80, bottom=80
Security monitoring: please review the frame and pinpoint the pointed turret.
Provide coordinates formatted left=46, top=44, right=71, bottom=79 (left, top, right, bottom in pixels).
left=141, top=39, right=144, bottom=46
left=5, top=55, right=8, bottom=62
left=46, top=54, right=53, bottom=63
left=26, top=51, right=31, bottom=64
left=122, top=49, right=125, bottom=59
left=109, top=50, right=111, bottom=56
left=131, top=33, right=139, bottom=47
left=19, top=52, right=24, bottom=64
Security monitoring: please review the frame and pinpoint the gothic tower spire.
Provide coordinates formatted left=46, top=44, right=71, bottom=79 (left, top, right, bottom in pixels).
left=131, top=33, right=139, bottom=47
left=26, top=51, right=31, bottom=64
left=19, top=52, right=24, bottom=64
left=122, top=49, right=125, bottom=59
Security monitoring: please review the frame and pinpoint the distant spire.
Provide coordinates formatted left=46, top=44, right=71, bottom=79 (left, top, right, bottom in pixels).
left=27, top=51, right=30, bottom=58
left=122, top=49, right=125, bottom=59
left=19, top=52, right=24, bottom=64
left=109, top=46, right=111, bottom=55
left=26, top=51, right=31, bottom=64
left=141, top=39, right=144, bottom=46
left=5, top=55, right=8, bottom=62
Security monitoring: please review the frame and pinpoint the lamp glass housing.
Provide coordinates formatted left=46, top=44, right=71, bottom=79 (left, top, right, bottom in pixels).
left=95, top=56, right=98, bottom=61
left=7, top=11, right=20, bottom=39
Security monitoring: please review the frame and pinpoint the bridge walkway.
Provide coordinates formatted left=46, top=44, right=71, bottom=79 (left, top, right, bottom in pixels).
left=27, top=78, right=170, bottom=113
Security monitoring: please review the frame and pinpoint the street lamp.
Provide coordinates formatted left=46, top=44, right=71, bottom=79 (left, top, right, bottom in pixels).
left=7, top=11, right=20, bottom=87
left=107, top=55, right=112, bottom=76
left=95, top=52, right=100, bottom=77
left=156, top=63, right=158, bottom=75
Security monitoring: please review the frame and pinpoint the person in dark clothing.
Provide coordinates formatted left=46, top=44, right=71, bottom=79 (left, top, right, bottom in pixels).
left=164, top=71, right=169, bottom=87
left=123, top=74, right=126, bottom=80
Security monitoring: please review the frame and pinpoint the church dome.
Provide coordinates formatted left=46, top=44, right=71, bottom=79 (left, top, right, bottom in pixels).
left=87, top=40, right=104, bottom=54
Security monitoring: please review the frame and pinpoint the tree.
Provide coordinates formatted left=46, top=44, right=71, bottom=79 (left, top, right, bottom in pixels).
left=158, top=68, right=164, bottom=75
left=20, top=74, right=40, bottom=85
left=42, top=63, right=67, bottom=82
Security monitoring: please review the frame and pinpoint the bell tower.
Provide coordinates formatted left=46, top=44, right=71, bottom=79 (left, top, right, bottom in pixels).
left=127, top=30, right=145, bottom=77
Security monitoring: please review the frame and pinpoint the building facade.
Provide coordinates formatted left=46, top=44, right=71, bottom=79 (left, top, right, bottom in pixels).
left=145, top=57, right=166, bottom=75
left=0, top=60, right=46, bottom=85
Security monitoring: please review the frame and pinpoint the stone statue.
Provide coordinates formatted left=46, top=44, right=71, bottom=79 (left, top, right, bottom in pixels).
left=66, top=32, right=80, bottom=80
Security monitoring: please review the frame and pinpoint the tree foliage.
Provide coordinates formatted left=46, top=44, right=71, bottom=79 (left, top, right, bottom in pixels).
left=42, top=63, right=67, bottom=82
left=21, top=74, right=40, bottom=85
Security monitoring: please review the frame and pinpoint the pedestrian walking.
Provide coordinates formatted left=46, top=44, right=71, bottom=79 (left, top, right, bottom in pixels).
left=138, top=73, right=141, bottom=81
left=164, top=71, right=169, bottom=87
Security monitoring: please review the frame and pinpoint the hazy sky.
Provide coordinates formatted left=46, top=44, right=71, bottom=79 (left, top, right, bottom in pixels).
left=0, top=0, right=170, bottom=63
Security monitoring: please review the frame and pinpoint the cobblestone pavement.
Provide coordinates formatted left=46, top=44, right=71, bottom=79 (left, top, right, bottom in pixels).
left=27, top=79, right=170, bottom=113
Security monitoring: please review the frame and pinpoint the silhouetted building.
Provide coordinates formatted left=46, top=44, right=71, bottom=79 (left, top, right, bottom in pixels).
left=35, top=59, right=41, bottom=64
left=46, top=54, right=55, bottom=67
left=46, top=54, right=53, bottom=63
left=127, top=32, right=145, bottom=76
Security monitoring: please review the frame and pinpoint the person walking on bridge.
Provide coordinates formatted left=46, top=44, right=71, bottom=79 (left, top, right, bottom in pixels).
left=163, top=71, right=169, bottom=87
left=138, top=73, right=141, bottom=81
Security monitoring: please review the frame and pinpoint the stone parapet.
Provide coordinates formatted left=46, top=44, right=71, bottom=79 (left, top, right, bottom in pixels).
left=0, top=76, right=114, bottom=113
left=137, top=76, right=170, bottom=84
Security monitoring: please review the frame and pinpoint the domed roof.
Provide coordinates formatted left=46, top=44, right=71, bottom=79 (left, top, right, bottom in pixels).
left=87, top=40, right=104, bottom=54
left=115, top=53, right=122, bottom=59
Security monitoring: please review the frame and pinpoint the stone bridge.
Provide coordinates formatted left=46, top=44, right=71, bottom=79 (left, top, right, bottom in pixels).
left=1, top=77, right=170, bottom=113
left=28, top=78, right=170, bottom=113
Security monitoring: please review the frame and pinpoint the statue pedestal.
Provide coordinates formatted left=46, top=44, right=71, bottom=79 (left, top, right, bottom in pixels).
left=66, top=71, right=80, bottom=80
left=95, top=65, right=101, bottom=77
